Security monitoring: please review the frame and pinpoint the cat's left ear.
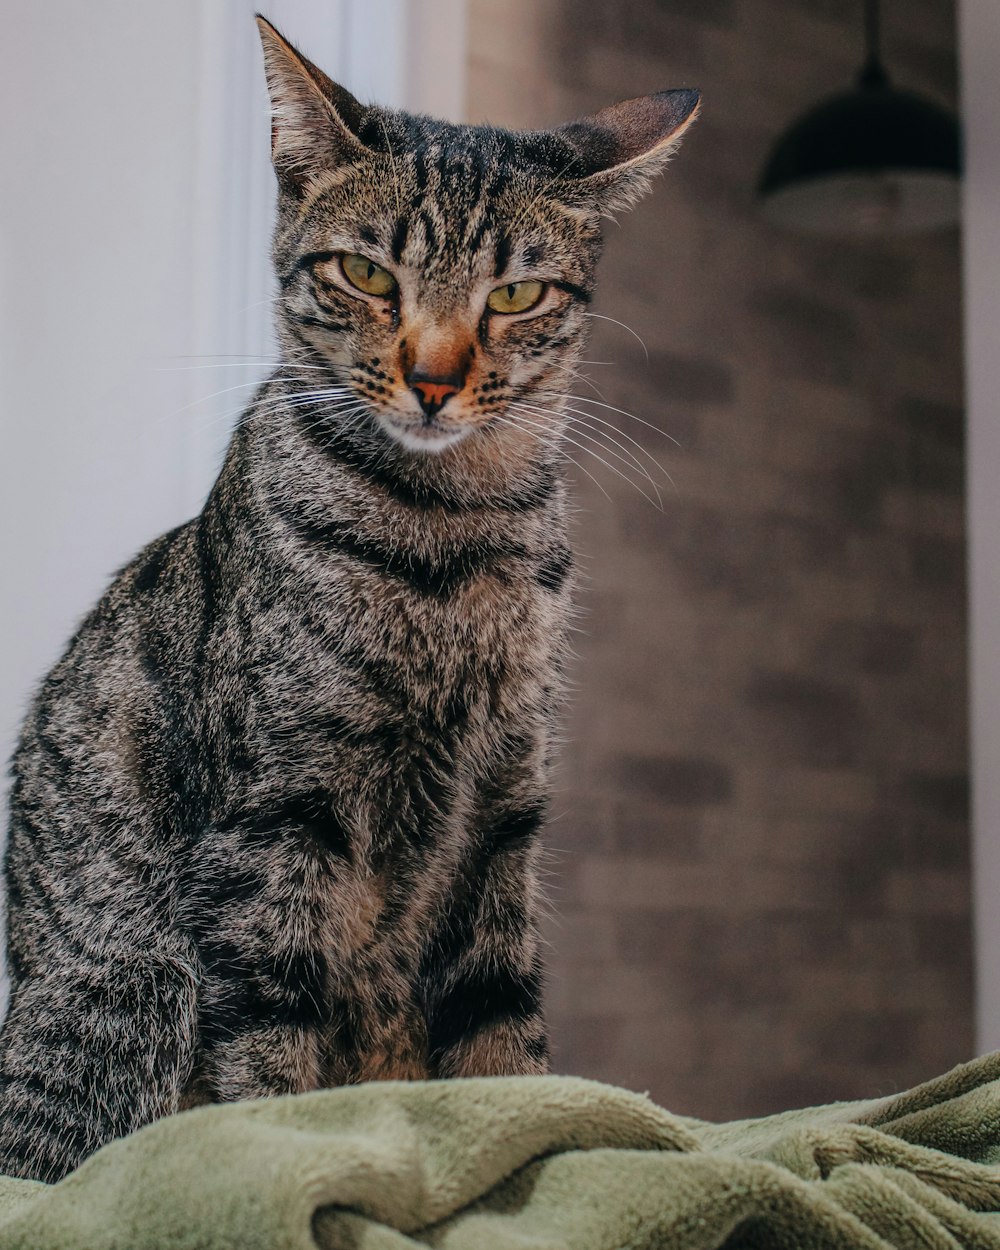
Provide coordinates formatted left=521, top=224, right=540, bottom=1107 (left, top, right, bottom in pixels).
left=556, top=89, right=701, bottom=213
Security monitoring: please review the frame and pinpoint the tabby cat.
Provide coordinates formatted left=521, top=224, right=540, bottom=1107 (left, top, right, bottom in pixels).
left=0, top=17, right=698, bottom=1182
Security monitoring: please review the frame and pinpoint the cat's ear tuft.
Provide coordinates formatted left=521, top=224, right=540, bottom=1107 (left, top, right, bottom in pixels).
left=557, top=89, right=701, bottom=212
left=255, top=16, right=369, bottom=195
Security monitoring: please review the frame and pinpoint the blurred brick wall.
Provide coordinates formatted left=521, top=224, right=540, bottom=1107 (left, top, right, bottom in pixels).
left=465, top=0, right=969, bottom=1117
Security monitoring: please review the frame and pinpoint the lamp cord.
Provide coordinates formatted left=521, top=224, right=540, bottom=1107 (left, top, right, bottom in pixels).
left=860, top=0, right=889, bottom=87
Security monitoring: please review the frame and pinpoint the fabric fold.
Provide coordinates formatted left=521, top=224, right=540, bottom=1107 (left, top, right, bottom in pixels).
left=0, top=1056, right=998, bottom=1248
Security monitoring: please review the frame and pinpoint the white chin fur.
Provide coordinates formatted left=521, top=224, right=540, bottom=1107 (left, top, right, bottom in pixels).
left=378, top=416, right=470, bottom=454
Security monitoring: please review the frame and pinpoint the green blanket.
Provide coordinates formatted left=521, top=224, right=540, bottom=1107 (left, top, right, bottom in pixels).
left=2, top=1052, right=1000, bottom=1249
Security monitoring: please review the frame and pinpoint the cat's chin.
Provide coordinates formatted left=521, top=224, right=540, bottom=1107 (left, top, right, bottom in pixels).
left=377, top=415, right=471, bottom=455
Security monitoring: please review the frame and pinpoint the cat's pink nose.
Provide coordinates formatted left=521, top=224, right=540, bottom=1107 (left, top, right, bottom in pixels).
left=408, top=372, right=462, bottom=418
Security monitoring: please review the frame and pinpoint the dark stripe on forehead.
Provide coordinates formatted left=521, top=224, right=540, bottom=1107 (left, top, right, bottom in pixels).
left=467, top=213, right=492, bottom=254
left=391, top=216, right=410, bottom=263
left=494, top=128, right=520, bottom=167
left=524, top=243, right=546, bottom=267
left=358, top=225, right=378, bottom=247
left=484, top=161, right=510, bottom=207
left=466, top=148, right=486, bottom=209
left=413, top=146, right=429, bottom=195
left=419, top=208, right=439, bottom=254
left=493, top=233, right=512, bottom=278
left=443, top=151, right=485, bottom=251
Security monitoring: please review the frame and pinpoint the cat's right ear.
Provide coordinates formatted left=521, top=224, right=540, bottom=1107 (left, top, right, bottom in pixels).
left=255, top=16, right=368, bottom=195
left=555, top=89, right=701, bottom=213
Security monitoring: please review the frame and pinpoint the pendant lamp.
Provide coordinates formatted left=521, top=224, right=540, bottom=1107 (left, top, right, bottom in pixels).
left=758, top=0, right=961, bottom=235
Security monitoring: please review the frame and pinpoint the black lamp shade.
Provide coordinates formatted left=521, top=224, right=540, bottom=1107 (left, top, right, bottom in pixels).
left=759, top=84, right=962, bottom=235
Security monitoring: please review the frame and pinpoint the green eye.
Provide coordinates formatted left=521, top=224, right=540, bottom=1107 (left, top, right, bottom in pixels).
left=340, top=253, right=397, bottom=298
left=487, top=280, right=545, bottom=314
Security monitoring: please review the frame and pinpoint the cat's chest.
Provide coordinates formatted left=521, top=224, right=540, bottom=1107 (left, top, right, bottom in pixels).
left=212, top=554, right=564, bottom=799
left=260, top=556, right=561, bottom=716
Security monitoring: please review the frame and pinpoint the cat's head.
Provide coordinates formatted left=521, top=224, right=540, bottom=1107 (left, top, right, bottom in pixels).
left=257, top=17, right=698, bottom=469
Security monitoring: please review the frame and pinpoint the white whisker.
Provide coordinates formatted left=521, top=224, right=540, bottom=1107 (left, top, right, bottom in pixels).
left=496, top=412, right=614, bottom=505
left=155, top=360, right=330, bottom=373
left=199, top=390, right=367, bottom=435
left=236, top=294, right=283, bottom=315
left=519, top=403, right=672, bottom=499
left=513, top=400, right=662, bottom=487
left=543, top=389, right=683, bottom=449
left=541, top=398, right=675, bottom=485
left=514, top=399, right=665, bottom=498
left=582, top=312, right=649, bottom=361
left=573, top=373, right=609, bottom=402
left=506, top=405, right=662, bottom=508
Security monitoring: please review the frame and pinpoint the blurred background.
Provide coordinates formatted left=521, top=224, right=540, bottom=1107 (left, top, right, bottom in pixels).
left=1, top=0, right=997, bottom=1119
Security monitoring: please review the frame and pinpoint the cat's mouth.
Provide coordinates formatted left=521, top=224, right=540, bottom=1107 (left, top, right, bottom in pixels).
left=375, top=410, right=472, bottom=455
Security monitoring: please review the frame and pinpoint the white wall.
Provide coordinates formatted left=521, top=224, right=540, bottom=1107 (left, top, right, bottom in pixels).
left=961, top=0, right=1000, bottom=1053
left=0, top=1, right=205, bottom=769
left=0, top=0, right=467, bottom=793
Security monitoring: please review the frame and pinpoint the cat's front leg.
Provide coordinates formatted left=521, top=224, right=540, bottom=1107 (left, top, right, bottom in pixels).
left=423, top=804, right=550, bottom=1078
left=0, top=942, right=198, bottom=1182
left=186, top=821, right=330, bottom=1101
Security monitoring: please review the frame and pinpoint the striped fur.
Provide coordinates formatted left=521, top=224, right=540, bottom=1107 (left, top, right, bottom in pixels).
left=0, top=19, right=698, bottom=1181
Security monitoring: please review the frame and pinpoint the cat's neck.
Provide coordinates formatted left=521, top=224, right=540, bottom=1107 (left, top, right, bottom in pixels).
left=255, top=372, right=561, bottom=515
left=204, top=375, right=568, bottom=582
